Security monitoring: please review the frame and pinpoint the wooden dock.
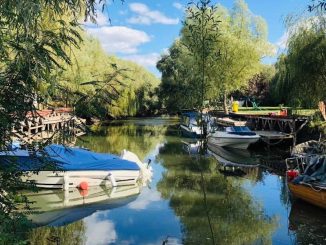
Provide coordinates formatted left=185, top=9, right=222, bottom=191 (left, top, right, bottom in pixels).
left=244, top=115, right=309, bottom=146
left=254, top=130, right=293, bottom=144
left=12, top=108, right=86, bottom=144
left=215, top=117, right=247, bottom=127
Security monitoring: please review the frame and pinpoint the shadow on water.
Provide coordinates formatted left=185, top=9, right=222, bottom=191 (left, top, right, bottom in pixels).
left=26, top=118, right=326, bottom=245
left=288, top=200, right=326, bottom=245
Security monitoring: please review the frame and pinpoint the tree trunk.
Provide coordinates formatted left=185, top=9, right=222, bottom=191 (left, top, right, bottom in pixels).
left=223, top=92, right=229, bottom=115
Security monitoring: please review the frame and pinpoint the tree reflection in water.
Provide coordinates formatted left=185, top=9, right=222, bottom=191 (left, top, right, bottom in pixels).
left=156, top=138, right=277, bottom=245
left=77, top=122, right=169, bottom=160
left=28, top=221, right=85, bottom=245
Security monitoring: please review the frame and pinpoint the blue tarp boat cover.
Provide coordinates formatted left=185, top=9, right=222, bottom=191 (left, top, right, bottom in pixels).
left=292, top=155, right=326, bottom=186
left=0, top=144, right=140, bottom=171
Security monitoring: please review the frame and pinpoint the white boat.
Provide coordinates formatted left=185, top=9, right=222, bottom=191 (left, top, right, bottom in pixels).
left=180, top=111, right=203, bottom=137
left=0, top=144, right=152, bottom=189
left=207, top=126, right=260, bottom=149
left=180, top=111, right=211, bottom=138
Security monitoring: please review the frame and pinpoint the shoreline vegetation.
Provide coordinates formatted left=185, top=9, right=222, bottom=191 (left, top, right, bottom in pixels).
left=0, top=0, right=325, bottom=244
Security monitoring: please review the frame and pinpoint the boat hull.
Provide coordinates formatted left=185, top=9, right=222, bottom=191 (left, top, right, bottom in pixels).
left=22, top=170, right=140, bottom=189
left=207, top=134, right=260, bottom=149
left=288, top=182, right=326, bottom=209
left=180, top=125, right=202, bottom=138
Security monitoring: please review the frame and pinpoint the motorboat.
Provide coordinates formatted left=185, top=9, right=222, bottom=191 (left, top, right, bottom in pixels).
left=0, top=144, right=152, bottom=189
left=207, top=126, right=260, bottom=149
left=180, top=111, right=210, bottom=138
left=22, top=184, right=140, bottom=226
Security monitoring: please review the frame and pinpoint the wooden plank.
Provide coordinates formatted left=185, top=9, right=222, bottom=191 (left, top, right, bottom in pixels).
left=254, top=130, right=293, bottom=140
left=215, top=117, right=247, bottom=127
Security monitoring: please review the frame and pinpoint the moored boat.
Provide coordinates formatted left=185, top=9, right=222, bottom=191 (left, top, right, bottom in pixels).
left=287, top=182, right=326, bottom=209
left=0, top=144, right=152, bottom=189
left=207, top=126, right=260, bottom=149
left=180, top=111, right=210, bottom=138
left=286, top=152, right=326, bottom=209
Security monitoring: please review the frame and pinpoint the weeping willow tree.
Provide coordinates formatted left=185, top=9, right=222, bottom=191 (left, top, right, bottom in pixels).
left=270, top=14, right=326, bottom=108
left=308, top=0, right=326, bottom=12
left=49, top=34, right=160, bottom=119
left=0, top=0, right=124, bottom=243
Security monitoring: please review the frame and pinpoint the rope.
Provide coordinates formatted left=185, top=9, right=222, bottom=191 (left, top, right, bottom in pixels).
left=302, top=182, right=326, bottom=192
left=261, top=137, right=285, bottom=146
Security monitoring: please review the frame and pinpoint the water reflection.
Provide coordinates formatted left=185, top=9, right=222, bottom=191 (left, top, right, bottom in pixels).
left=289, top=200, right=326, bottom=244
left=26, top=118, right=326, bottom=244
left=156, top=138, right=276, bottom=245
left=25, top=185, right=140, bottom=227
left=77, top=121, right=170, bottom=160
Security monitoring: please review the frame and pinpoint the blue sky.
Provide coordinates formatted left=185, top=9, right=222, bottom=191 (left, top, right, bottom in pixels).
left=84, top=0, right=310, bottom=76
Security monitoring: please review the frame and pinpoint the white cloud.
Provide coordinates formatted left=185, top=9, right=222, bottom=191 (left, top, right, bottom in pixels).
left=173, top=2, right=184, bottom=10
left=95, top=12, right=110, bottom=26
left=127, top=188, right=161, bottom=210
left=128, top=3, right=179, bottom=25
left=276, top=32, right=289, bottom=50
left=87, top=26, right=151, bottom=54
left=123, top=53, right=161, bottom=67
left=162, top=48, right=169, bottom=55
left=83, top=11, right=110, bottom=27
left=85, top=213, right=117, bottom=245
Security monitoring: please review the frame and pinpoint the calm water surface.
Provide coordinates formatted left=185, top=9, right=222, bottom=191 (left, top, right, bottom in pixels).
left=27, top=118, right=326, bottom=245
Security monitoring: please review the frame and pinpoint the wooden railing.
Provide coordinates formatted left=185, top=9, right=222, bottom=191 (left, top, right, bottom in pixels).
left=12, top=108, right=86, bottom=143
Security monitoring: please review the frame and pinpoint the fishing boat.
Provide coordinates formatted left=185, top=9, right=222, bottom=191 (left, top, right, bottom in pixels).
left=180, top=111, right=210, bottom=138
left=286, top=149, right=326, bottom=209
left=287, top=182, right=326, bottom=209
left=0, top=144, right=152, bottom=189
left=207, top=126, right=260, bottom=149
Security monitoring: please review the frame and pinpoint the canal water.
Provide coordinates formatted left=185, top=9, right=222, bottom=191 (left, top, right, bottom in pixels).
left=27, top=118, right=326, bottom=245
